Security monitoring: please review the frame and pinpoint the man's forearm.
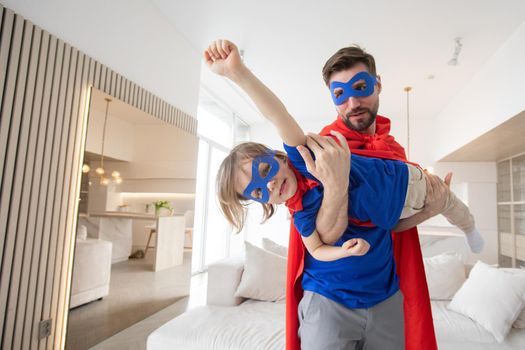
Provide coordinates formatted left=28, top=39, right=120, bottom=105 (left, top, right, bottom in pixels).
left=393, top=210, right=432, bottom=232
left=316, top=187, right=348, bottom=245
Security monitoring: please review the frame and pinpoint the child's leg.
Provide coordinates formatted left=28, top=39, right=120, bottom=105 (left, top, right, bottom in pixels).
left=401, top=164, right=484, bottom=253
left=441, top=188, right=484, bottom=253
left=399, top=164, right=426, bottom=219
left=441, top=189, right=475, bottom=233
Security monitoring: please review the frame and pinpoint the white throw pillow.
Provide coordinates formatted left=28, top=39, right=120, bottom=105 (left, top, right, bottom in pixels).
left=423, top=252, right=466, bottom=300
left=501, top=268, right=525, bottom=328
left=235, top=241, right=287, bottom=302
left=448, top=261, right=525, bottom=342
left=262, top=237, right=288, bottom=258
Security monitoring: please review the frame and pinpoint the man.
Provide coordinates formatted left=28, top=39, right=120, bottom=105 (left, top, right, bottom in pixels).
left=285, top=45, right=453, bottom=350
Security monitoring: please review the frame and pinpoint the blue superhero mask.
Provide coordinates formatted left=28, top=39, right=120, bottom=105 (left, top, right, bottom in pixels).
left=242, top=152, right=280, bottom=203
left=329, top=71, right=377, bottom=105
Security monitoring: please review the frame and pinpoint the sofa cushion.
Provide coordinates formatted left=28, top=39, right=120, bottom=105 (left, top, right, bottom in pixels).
left=501, top=268, right=525, bottom=328
left=235, top=242, right=286, bottom=302
left=262, top=237, right=288, bottom=258
left=423, top=251, right=466, bottom=300
left=448, top=261, right=525, bottom=342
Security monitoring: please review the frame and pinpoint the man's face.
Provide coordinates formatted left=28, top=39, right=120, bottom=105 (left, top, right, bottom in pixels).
left=329, top=63, right=381, bottom=134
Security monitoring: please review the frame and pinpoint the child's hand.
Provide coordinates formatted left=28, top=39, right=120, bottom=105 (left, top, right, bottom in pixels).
left=341, top=238, right=370, bottom=257
left=203, top=39, right=244, bottom=78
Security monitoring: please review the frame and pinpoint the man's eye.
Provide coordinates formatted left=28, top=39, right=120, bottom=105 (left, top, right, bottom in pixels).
left=353, top=82, right=367, bottom=91
left=334, top=88, right=343, bottom=98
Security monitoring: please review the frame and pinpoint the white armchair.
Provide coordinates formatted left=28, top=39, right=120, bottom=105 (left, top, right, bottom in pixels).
left=70, top=238, right=112, bottom=308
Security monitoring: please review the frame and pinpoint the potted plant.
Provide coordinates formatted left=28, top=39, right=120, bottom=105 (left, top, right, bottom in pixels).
left=152, top=200, right=173, bottom=216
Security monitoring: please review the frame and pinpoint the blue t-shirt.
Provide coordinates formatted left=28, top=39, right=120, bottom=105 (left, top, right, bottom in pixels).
left=284, top=144, right=409, bottom=308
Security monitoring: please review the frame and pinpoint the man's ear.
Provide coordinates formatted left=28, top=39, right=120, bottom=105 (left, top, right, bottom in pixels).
left=376, top=75, right=382, bottom=94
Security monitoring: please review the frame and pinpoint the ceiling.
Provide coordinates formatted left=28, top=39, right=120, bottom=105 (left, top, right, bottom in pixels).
left=89, top=88, right=166, bottom=125
left=441, top=110, right=525, bottom=162
left=150, top=0, right=525, bottom=132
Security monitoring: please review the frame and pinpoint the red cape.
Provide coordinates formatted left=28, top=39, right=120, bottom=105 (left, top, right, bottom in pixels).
left=285, top=115, right=437, bottom=350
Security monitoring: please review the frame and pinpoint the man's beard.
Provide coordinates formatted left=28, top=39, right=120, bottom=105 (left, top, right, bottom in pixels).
left=342, top=107, right=377, bottom=132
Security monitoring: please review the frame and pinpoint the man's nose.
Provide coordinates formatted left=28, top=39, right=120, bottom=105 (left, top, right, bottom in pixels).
left=347, top=96, right=361, bottom=109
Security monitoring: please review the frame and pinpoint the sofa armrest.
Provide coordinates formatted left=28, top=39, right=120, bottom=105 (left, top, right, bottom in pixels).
left=207, top=257, right=245, bottom=306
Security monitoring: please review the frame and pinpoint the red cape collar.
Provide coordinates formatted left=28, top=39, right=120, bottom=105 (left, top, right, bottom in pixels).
left=285, top=162, right=319, bottom=213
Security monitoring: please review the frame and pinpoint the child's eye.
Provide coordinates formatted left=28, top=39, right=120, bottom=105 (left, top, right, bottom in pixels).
left=258, top=163, right=271, bottom=178
left=251, top=188, right=262, bottom=199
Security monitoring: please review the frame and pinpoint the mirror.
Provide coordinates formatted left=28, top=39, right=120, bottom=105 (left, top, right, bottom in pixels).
left=66, top=87, right=198, bottom=349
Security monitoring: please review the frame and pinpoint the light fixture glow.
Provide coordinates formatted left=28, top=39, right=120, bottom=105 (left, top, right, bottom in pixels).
left=94, top=97, right=123, bottom=185
left=82, top=164, right=90, bottom=173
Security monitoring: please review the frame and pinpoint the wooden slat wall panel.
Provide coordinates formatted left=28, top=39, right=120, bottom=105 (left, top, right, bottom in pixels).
left=0, top=4, right=198, bottom=349
left=2, top=17, right=33, bottom=350
left=0, top=6, right=15, bottom=268
left=0, top=10, right=24, bottom=343
left=11, top=23, right=40, bottom=350
left=22, top=28, right=49, bottom=350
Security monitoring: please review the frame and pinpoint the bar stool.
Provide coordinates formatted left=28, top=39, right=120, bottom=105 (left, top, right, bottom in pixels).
left=144, top=223, right=156, bottom=257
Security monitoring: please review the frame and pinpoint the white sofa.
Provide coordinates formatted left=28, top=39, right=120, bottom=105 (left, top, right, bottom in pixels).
left=148, top=238, right=525, bottom=350
left=70, top=238, right=112, bottom=308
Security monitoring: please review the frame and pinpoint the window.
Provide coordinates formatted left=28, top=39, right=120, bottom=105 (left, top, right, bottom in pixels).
left=497, top=153, right=525, bottom=268
left=192, top=94, right=249, bottom=273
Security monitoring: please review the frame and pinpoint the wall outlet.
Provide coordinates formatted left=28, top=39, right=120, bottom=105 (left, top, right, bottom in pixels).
left=39, top=318, right=52, bottom=339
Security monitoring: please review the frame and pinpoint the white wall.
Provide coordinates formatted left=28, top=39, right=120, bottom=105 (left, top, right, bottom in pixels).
left=433, top=21, right=525, bottom=161
left=85, top=109, right=134, bottom=161
left=131, top=124, right=199, bottom=179
left=2, top=0, right=202, bottom=116
left=424, top=162, right=498, bottom=264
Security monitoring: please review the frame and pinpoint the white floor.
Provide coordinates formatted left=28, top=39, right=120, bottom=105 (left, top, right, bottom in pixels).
left=90, top=272, right=207, bottom=350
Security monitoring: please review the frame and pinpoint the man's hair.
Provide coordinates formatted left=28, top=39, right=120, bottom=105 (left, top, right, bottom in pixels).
left=322, top=45, right=377, bottom=85
left=216, top=142, right=287, bottom=232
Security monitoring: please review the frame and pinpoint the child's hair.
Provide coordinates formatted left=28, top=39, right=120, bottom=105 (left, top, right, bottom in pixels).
left=216, top=142, right=287, bottom=232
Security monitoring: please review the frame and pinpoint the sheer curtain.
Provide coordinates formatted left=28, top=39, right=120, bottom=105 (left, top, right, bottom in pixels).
left=192, top=101, right=249, bottom=273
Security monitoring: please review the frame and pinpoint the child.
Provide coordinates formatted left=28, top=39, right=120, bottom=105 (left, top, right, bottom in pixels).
left=206, top=39, right=484, bottom=262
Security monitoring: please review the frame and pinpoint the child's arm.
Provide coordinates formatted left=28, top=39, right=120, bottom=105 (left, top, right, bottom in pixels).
left=204, top=40, right=305, bottom=146
left=302, top=231, right=370, bottom=261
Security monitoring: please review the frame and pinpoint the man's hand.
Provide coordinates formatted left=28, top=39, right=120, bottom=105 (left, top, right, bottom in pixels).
left=392, top=171, right=453, bottom=232
left=421, top=171, right=453, bottom=218
left=297, top=130, right=350, bottom=190
left=203, top=39, right=245, bottom=79
left=298, top=130, right=350, bottom=244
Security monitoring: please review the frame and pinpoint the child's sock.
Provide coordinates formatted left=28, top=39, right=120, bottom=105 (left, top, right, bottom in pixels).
left=465, top=228, right=484, bottom=253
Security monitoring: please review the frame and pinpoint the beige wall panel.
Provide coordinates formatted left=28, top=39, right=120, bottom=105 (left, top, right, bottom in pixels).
left=2, top=17, right=34, bottom=350
left=12, top=24, right=42, bottom=350
left=0, top=11, right=24, bottom=343
left=22, top=28, right=49, bottom=350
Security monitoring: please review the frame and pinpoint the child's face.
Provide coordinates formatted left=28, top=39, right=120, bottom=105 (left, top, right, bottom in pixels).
left=236, top=155, right=297, bottom=204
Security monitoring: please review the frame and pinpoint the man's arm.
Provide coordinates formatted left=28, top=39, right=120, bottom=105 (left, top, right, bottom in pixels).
left=393, top=172, right=452, bottom=232
left=298, top=132, right=350, bottom=244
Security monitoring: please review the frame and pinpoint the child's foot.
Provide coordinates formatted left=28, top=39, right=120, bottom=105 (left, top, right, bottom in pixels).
left=465, top=228, right=484, bottom=253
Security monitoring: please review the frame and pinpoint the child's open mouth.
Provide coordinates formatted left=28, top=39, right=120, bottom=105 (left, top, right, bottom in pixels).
left=280, top=179, right=287, bottom=196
